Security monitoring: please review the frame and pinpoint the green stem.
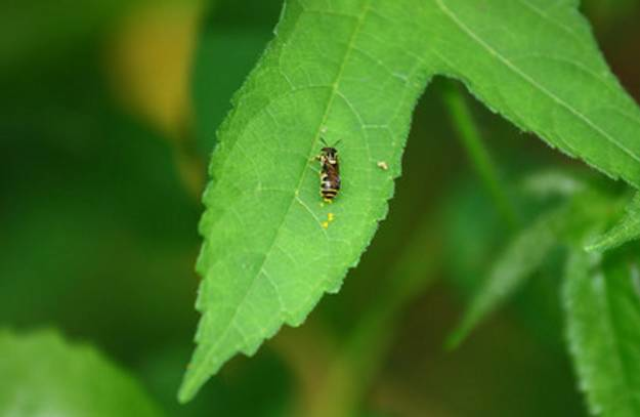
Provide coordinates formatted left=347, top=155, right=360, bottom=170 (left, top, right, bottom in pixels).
left=443, top=85, right=520, bottom=230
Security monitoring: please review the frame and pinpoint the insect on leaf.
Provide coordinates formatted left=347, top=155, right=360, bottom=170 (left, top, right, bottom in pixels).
left=181, top=0, right=640, bottom=401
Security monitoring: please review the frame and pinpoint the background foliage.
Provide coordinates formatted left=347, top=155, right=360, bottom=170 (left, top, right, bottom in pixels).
left=1, top=0, right=640, bottom=416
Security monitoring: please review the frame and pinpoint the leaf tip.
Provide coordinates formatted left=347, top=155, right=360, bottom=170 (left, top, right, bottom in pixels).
left=583, top=242, right=603, bottom=253
left=177, top=364, right=205, bottom=404
left=584, top=234, right=618, bottom=254
left=177, top=382, right=196, bottom=404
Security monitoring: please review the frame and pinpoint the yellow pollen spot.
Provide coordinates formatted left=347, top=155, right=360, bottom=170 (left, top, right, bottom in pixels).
left=321, top=221, right=329, bottom=229
left=328, top=212, right=335, bottom=222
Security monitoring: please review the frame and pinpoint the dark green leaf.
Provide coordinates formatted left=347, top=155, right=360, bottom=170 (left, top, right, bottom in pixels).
left=447, top=205, right=568, bottom=348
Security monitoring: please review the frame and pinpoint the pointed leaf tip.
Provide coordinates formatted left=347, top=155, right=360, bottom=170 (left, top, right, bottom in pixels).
left=586, top=193, right=640, bottom=253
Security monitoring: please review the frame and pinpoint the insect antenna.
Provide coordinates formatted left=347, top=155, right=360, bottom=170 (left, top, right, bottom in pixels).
left=320, top=137, right=342, bottom=147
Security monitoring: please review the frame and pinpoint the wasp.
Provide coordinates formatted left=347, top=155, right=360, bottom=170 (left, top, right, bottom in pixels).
left=317, top=138, right=341, bottom=202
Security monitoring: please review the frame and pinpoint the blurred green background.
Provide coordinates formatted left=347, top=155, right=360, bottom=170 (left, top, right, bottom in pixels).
left=1, top=0, right=640, bottom=416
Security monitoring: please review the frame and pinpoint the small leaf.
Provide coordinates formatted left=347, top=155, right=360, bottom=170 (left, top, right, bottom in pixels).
left=0, top=329, right=162, bottom=417
left=447, top=205, right=568, bottom=349
left=587, top=193, right=640, bottom=253
left=448, top=189, right=616, bottom=347
left=563, top=250, right=640, bottom=417
left=182, top=0, right=640, bottom=400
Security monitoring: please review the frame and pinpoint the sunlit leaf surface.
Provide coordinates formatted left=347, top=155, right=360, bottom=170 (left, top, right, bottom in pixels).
left=181, top=0, right=640, bottom=401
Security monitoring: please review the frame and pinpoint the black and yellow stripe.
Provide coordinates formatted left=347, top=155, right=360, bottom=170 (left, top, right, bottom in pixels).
left=321, top=188, right=339, bottom=200
left=318, top=146, right=341, bottom=201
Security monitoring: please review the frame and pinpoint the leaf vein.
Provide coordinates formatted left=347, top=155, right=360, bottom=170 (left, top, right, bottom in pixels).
left=187, top=0, right=374, bottom=391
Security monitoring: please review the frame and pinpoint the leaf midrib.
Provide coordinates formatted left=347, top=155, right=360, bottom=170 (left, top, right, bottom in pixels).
left=435, top=0, right=640, bottom=172
left=182, top=0, right=374, bottom=397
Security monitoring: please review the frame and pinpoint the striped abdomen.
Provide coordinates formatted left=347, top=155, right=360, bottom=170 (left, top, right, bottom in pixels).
left=318, top=146, right=340, bottom=201
left=320, top=164, right=340, bottom=201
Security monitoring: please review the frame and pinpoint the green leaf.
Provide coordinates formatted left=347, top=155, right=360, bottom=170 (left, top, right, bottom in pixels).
left=448, top=189, right=616, bottom=347
left=563, top=250, right=640, bottom=417
left=587, top=193, right=640, bottom=253
left=182, top=0, right=640, bottom=400
left=447, top=205, right=567, bottom=348
left=426, top=0, right=640, bottom=187
left=0, top=329, right=162, bottom=417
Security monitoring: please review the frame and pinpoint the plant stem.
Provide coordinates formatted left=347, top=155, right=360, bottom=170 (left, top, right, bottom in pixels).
left=443, top=85, right=520, bottom=230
